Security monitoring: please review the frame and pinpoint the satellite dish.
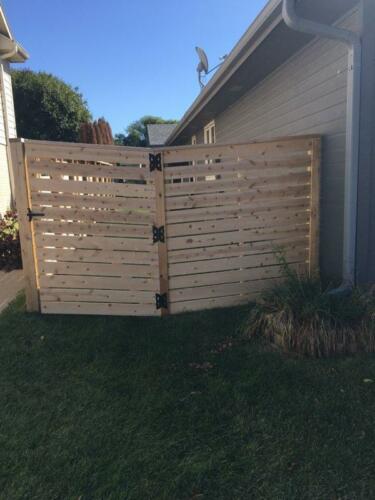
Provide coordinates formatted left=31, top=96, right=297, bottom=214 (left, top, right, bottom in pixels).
left=196, top=47, right=209, bottom=89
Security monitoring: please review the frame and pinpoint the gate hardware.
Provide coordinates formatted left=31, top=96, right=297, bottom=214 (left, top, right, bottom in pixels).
left=153, top=225, right=165, bottom=243
left=149, top=153, right=162, bottom=172
left=155, top=293, right=168, bottom=310
left=27, top=208, right=45, bottom=222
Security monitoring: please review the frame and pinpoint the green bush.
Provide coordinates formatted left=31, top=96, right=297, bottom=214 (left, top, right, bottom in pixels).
left=0, top=211, right=22, bottom=271
left=242, top=255, right=375, bottom=357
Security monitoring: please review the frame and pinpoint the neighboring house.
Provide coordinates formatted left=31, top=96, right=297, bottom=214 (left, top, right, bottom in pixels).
left=147, top=123, right=176, bottom=147
left=167, top=0, right=375, bottom=285
left=0, top=7, right=28, bottom=216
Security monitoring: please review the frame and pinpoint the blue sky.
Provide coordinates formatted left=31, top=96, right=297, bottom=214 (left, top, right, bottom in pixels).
left=3, top=0, right=268, bottom=135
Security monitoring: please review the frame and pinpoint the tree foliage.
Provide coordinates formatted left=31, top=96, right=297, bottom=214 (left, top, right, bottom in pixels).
left=12, top=70, right=91, bottom=142
left=115, top=115, right=178, bottom=147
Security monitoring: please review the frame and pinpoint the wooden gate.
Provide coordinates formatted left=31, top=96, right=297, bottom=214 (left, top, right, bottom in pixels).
left=10, top=136, right=320, bottom=317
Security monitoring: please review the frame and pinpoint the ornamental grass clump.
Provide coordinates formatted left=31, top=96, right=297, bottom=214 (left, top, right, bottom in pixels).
left=243, top=256, right=375, bottom=357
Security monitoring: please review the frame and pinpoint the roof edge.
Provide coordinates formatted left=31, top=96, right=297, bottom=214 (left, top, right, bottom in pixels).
left=167, top=0, right=282, bottom=144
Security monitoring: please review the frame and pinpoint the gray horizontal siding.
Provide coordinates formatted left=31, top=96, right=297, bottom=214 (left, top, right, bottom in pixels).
left=211, top=8, right=360, bottom=278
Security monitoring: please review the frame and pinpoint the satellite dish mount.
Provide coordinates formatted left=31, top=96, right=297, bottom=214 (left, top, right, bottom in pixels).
left=196, top=47, right=227, bottom=90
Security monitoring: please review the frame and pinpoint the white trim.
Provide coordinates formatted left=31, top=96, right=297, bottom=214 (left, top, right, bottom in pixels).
left=204, top=120, right=216, bottom=144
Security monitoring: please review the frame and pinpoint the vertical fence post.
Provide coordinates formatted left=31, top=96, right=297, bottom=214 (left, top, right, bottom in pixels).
left=10, top=139, right=40, bottom=312
left=309, top=137, right=321, bottom=276
left=153, top=151, right=169, bottom=316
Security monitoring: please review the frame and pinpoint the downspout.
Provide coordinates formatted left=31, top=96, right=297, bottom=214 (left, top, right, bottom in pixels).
left=282, top=0, right=362, bottom=291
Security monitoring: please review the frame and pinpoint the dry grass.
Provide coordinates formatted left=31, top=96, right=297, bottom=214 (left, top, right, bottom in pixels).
left=242, top=256, right=375, bottom=357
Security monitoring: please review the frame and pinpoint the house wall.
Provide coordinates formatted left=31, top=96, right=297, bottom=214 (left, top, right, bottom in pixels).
left=0, top=62, right=16, bottom=215
left=195, top=9, right=359, bottom=279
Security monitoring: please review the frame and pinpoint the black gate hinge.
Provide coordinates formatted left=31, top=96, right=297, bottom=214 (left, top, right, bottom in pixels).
left=156, top=293, right=168, bottom=310
left=149, top=153, right=162, bottom=172
left=27, top=208, right=45, bottom=222
left=153, top=225, right=165, bottom=243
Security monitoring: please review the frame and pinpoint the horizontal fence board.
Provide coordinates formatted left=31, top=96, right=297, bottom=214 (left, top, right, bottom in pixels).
left=169, top=262, right=307, bottom=290
left=166, top=185, right=310, bottom=211
left=169, top=294, right=256, bottom=314
left=28, top=160, right=152, bottom=181
left=168, top=211, right=310, bottom=238
left=163, top=138, right=313, bottom=163
left=37, top=207, right=155, bottom=224
left=38, top=248, right=157, bottom=265
left=32, top=192, right=155, bottom=212
left=169, top=249, right=308, bottom=277
left=35, top=234, right=153, bottom=252
left=168, top=225, right=309, bottom=251
left=38, top=261, right=158, bottom=279
left=30, top=177, right=154, bottom=198
left=39, top=274, right=158, bottom=291
left=25, top=143, right=150, bottom=165
left=164, top=159, right=310, bottom=179
left=165, top=172, right=310, bottom=197
left=33, top=220, right=151, bottom=238
left=165, top=170, right=309, bottom=196
left=168, top=237, right=308, bottom=264
left=169, top=278, right=280, bottom=303
left=40, top=288, right=155, bottom=304
left=166, top=198, right=310, bottom=224
left=41, top=301, right=158, bottom=317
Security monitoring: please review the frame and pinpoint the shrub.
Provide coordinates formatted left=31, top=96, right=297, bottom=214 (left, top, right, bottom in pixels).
left=0, top=211, right=22, bottom=271
left=242, top=255, right=375, bottom=357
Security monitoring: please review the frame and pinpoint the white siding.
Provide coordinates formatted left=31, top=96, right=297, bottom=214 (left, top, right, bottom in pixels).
left=213, top=9, right=359, bottom=278
left=0, top=144, right=11, bottom=214
left=3, top=69, right=16, bottom=138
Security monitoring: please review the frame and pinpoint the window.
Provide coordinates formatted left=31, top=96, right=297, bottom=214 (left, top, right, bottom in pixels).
left=204, top=121, right=216, bottom=144
left=191, top=135, right=197, bottom=145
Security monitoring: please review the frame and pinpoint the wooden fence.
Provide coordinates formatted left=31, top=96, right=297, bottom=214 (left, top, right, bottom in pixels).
left=10, top=135, right=321, bottom=317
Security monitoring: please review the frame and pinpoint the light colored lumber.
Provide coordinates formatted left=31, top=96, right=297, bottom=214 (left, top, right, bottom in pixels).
left=38, top=206, right=154, bottom=224
left=167, top=224, right=309, bottom=251
left=169, top=294, right=258, bottom=314
left=167, top=211, right=310, bottom=238
left=39, top=274, right=158, bottom=291
left=24, top=141, right=149, bottom=165
left=166, top=198, right=310, bottom=224
left=165, top=172, right=310, bottom=197
left=35, top=233, right=152, bottom=252
left=162, top=138, right=314, bottom=163
left=169, top=262, right=307, bottom=290
left=41, top=301, right=158, bottom=316
left=30, top=177, right=154, bottom=198
left=164, top=159, right=310, bottom=180
left=33, top=220, right=151, bottom=239
left=32, top=191, right=154, bottom=212
left=168, top=237, right=308, bottom=264
left=37, top=248, right=157, bottom=265
left=166, top=185, right=310, bottom=211
left=169, top=248, right=308, bottom=277
left=10, top=141, right=40, bottom=311
left=309, top=138, right=321, bottom=275
left=40, top=288, right=154, bottom=304
left=28, top=159, right=152, bottom=182
left=170, top=278, right=280, bottom=302
left=152, top=152, right=169, bottom=315
left=38, top=261, right=158, bottom=279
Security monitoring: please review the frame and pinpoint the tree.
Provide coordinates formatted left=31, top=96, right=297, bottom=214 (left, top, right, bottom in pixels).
left=115, top=115, right=178, bottom=147
left=79, top=118, right=114, bottom=145
left=12, top=70, right=91, bottom=142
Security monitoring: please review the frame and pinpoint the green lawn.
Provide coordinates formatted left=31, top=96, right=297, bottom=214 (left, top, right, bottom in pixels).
left=1, top=296, right=375, bottom=500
